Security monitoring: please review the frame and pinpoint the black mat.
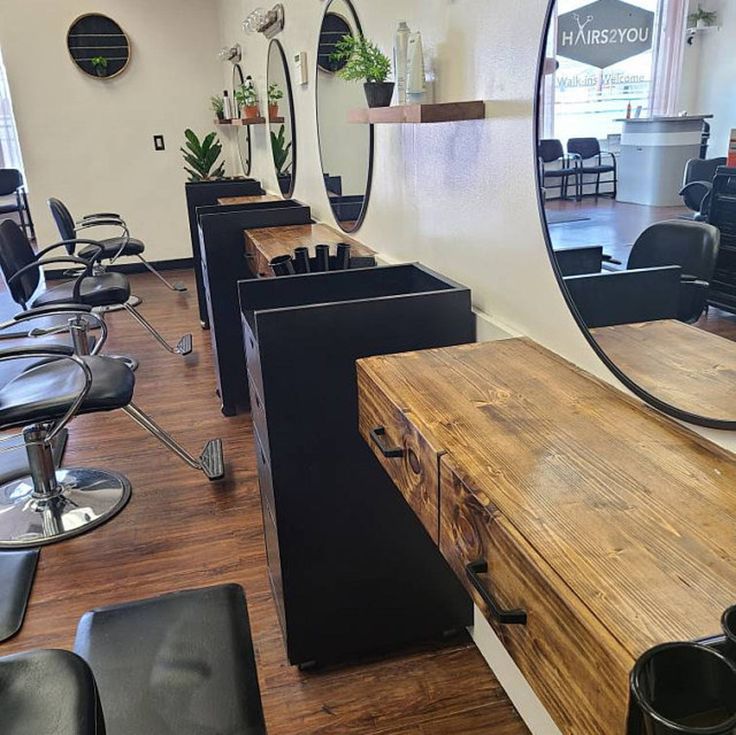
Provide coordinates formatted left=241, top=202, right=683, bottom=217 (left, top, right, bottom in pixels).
left=0, top=548, right=39, bottom=642
left=74, top=583, right=266, bottom=735
left=0, top=428, right=68, bottom=486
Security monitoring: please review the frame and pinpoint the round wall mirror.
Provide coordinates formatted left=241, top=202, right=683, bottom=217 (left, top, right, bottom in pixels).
left=67, top=14, right=130, bottom=79
left=536, top=0, right=735, bottom=429
left=316, top=0, right=374, bottom=232
left=267, top=40, right=296, bottom=198
left=233, top=64, right=252, bottom=176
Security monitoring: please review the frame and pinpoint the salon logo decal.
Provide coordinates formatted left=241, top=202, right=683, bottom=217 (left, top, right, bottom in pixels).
left=557, top=0, right=655, bottom=69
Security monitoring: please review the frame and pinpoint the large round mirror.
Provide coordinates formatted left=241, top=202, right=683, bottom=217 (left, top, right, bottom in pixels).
left=267, top=40, right=296, bottom=198
left=536, top=0, right=735, bottom=428
left=316, top=0, right=374, bottom=232
left=233, top=64, right=252, bottom=176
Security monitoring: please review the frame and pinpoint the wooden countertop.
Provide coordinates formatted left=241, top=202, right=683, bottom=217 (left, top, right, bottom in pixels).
left=244, top=223, right=375, bottom=278
left=217, top=194, right=282, bottom=206
left=358, top=338, right=736, bottom=655
left=592, top=320, right=736, bottom=421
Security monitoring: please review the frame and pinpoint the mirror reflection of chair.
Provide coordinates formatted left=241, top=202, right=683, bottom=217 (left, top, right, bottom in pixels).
left=567, top=137, right=617, bottom=200
left=0, top=220, right=193, bottom=357
left=0, top=169, right=35, bottom=240
left=48, top=197, right=187, bottom=294
left=679, top=157, right=727, bottom=220
left=537, top=139, right=580, bottom=201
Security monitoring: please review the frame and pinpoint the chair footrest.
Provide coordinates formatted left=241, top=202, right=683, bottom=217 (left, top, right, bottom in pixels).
left=73, top=584, right=266, bottom=735
left=173, top=282, right=188, bottom=293
left=176, top=334, right=193, bottom=355
left=200, top=438, right=224, bottom=480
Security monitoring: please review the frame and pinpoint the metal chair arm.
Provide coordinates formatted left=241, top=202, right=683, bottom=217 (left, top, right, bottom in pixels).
left=0, top=349, right=93, bottom=440
left=35, top=240, right=104, bottom=263
left=8, top=256, right=97, bottom=303
left=0, top=310, right=108, bottom=355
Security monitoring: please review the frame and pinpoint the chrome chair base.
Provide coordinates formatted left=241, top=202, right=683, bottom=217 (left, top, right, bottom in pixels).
left=95, top=295, right=142, bottom=314
left=0, top=468, right=131, bottom=549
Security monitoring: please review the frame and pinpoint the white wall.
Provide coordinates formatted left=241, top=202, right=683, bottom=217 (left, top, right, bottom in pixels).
left=0, top=0, right=225, bottom=262
left=218, top=0, right=736, bottom=454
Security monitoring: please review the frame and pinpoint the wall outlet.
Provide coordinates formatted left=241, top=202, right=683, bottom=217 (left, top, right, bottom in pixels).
left=153, top=135, right=165, bottom=151
left=294, top=52, right=308, bottom=86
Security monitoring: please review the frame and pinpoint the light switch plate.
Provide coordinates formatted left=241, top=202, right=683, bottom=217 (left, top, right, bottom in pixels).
left=294, top=51, right=308, bottom=86
left=153, top=135, right=165, bottom=151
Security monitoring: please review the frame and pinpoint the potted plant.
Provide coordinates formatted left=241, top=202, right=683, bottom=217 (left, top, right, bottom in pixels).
left=268, top=83, right=284, bottom=120
left=331, top=34, right=393, bottom=108
left=270, top=124, right=292, bottom=192
left=90, top=56, right=109, bottom=78
left=210, top=95, right=225, bottom=122
left=688, top=5, right=718, bottom=28
left=235, top=79, right=259, bottom=120
left=180, top=129, right=226, bottom=182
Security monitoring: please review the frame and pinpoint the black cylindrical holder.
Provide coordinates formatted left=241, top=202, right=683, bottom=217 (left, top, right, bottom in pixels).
left=314, top=244, right=330, bottom=272
left=722, top=606, right=736, bottom=659
left=334, top=242, right=351, bottom=271
left=270, top=255, right=295, bottom=277
left=627, top=642, right=736, bottom=734
left=293, top=247, right=311, bottom=274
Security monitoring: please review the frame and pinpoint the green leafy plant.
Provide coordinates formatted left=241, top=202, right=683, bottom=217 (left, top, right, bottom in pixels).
left=330, top=34, right=391, bottom=83
left=688, top=5, right=718, bottom=26
left=180, top=129, right=226, bottom=182
left=210, top=95, right=225, bottom=116
left=268, top=83, right=284, bottom=104
left=90, top=56, right=108, bottom=76
left=235, top=81, right=258, bottom=108
left=270, top=125, right=292, bottom=176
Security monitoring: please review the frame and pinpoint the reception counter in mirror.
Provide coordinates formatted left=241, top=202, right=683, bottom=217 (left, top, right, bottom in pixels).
left=535, top=0, right=735, bottom=430
left=316, top=0, right=373, bottom=232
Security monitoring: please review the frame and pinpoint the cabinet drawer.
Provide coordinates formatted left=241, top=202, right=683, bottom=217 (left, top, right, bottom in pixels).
left=243, top=319, right=264, bottom=400
left=358, top=371, right=443, bottom=543
left=439, top=460, right=630, bottom=734
left=248, top=374, right=269, bottom=457
left=261, top=495, right=285, bottom=633
left=254, top=425, right=274, bottom=515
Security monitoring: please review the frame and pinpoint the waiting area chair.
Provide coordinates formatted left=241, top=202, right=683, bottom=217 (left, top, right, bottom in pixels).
left=0, top=219, right=192, bottom=356
left=679, top=157, right=727, bottom=220
left=537, top=139, right=580, bottom=200
left=567, top=137, right=617, bottom=200
left=48, top=196, right=187, bottom=294
left=0, top=169, right=34, bottom=240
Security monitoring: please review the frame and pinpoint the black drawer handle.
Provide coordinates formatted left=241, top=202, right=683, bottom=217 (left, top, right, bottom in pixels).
left=465, top=560, right=527, bottom=625
left=370, top=427, right=404, bottom=458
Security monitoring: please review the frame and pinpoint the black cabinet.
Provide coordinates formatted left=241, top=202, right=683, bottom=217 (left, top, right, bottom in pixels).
left=198, top=201, right=312, bottom=415
left=708, top=167, right=736, bottom=313
left=185, top=179, right=264, bottom=328
left=239, top=264, right=476, bottom=667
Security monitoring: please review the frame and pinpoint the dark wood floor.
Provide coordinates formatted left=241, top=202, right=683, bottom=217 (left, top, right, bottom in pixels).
left=1, top=270, right=528, bottom=735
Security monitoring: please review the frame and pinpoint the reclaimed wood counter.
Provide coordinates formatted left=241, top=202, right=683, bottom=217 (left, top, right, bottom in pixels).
left=356, top=338, right=736, bottom=733
left=217, top=194, right=282, bottom=206
left=592, top=319, right=736, bottom=421
left=244, top=223, right=375, bottom=278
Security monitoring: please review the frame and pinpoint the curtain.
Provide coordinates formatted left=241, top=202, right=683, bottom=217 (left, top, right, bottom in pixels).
left=649, top=0, right=688, bottom=116
left=0, top=47, right=25, bottom=178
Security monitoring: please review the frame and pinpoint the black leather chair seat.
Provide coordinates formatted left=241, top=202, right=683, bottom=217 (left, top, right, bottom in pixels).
left=31, top=272, right=131, bottom=308
left=578, top=164, right=615, bottom=174
left=543, top=167, right=578, bottom=178
left=0, top=649, right=105, bottom=735
left=79, top=237, right=145, bottom=261
left=0, top=355, right=134, bottom=429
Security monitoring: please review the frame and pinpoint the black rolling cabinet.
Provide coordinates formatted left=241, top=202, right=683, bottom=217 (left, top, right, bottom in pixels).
left=198, top=201, right=312, bottom=415
left=239, top=263, right=476, bottom=667
left=708, top=166, right=736, bottom=313
left=185, top=179, right=264, bottom=328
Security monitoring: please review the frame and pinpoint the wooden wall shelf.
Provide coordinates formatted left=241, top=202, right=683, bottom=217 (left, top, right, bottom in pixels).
left=347, top=101, right=486, bottom=125
left=215, top=117, right=285, bottom=127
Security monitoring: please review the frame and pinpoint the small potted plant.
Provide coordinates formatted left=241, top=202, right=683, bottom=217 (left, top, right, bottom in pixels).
left=235, top=78, right=259, bottom=120
left=268, top=83, right=284, bottom=120
left=331, top=34, right=393, bottom=108
left=90, top=56, right=109, bottom=78
left=180, top=129, right=226, bottom=182
left=210, top=95, right=225, bottom=122
left=688, top=5, right=718, bottom=28
left=270, top=124, right=292, bottom=193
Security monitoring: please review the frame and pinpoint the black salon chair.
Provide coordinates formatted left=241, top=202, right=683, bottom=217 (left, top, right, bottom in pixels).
left=626, top=220, right=720, bottom=323
left=49, top=197, right=187, bottom=294
left=567, top=137, right=617, bottom=199
left=0, top=169, right=35, bottom=240
left=0, top=219, right=192, bottom=356
left=0, top=649, right=105, bottom=735
left=679, top=157, right=727, bottom=220
left=537, top=139, right=580, bottom=200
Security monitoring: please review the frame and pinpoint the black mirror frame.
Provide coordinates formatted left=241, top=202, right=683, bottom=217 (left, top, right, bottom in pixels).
left=533, top=0, right=736, bottom=431
left=315, top=0, right=375, bottom=234
left=267, top=39, right=297, bottom=200
left=232, top=64, right=252, bottom=177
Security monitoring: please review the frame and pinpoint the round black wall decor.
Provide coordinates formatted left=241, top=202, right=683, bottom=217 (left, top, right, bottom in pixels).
left=317, top=12, right=352, bottom=73
left=67, top=14, right=131, bottom=79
